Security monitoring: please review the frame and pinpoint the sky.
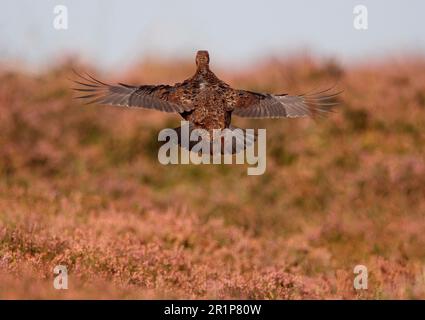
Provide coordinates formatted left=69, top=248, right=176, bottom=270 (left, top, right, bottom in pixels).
left=0, top=0, right=424, bottom=70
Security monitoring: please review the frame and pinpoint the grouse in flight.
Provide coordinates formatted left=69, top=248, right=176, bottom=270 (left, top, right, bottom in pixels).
left=73, top=50, right=340, bottom=153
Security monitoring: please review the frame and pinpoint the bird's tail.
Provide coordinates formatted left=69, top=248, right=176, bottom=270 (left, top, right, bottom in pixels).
left=170, top=122, right=256, bottom=155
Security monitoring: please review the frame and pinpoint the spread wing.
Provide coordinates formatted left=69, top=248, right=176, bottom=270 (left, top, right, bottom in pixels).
left=72, top=71, right=193, bottom=113
left=232, top=87, right=341, bottom=118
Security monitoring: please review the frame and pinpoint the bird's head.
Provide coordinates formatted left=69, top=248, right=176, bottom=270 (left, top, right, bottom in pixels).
left=196, top=50, right=210, bottom=69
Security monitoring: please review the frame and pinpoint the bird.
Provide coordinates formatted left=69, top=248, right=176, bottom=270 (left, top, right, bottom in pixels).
left=73, top=50, right=341, bottom=154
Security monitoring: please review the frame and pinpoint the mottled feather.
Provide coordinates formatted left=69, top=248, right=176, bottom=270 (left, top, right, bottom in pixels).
left=73, top=71, right=193, bottom=113
left=73, top=50, right=342, bottom=154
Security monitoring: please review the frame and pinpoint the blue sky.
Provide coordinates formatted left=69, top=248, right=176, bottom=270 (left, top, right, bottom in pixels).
left=1, top=0, right=424, bottom=70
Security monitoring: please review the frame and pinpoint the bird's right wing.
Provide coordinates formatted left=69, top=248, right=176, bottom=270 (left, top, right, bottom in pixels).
left=72, top=71, right=194, bottom=113
left=232, top=87, right=341, bottom=118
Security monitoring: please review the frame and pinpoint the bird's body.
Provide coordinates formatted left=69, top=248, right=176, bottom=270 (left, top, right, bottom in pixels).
left=181, top=87, right=231, bottom=132
left=179, top=72, right=233, bottom=133
left=74, top=50, right=340, bottom=153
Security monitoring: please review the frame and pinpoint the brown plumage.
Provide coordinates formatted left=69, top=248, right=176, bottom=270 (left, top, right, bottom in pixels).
left=73, top=50, right=341, bottom=152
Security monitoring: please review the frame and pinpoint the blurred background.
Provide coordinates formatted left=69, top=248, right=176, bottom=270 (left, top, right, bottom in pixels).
left=1, top=0, right=425, bottom=70
left=1, top=0, right=425, bottom=299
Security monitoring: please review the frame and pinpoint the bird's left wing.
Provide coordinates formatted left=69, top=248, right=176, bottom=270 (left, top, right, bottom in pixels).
left=232, top=87, right=341, bottom=118
left=72, top=71, right=194, bottom=113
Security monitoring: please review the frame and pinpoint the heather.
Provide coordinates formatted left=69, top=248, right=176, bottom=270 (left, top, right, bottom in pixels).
left=1, top=55, right=425, bottom=298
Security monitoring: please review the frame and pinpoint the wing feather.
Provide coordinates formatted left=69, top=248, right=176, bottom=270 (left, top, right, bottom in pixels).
left=72, top=71, right=193, bottom=113
left=233, top=87, right=342, bottom=119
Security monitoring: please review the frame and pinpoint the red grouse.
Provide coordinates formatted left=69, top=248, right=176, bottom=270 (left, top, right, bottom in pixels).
left=74, top=50, right=340, bottom=153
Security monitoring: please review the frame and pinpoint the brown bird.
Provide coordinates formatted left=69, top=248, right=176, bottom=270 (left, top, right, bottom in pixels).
left=73, top=50, right=340, bottom=153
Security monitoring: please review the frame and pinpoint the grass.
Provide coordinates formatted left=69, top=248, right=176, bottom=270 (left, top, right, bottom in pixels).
left=1, top=55, right=425, bottom=298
